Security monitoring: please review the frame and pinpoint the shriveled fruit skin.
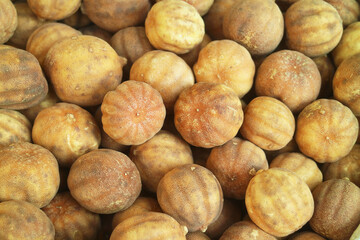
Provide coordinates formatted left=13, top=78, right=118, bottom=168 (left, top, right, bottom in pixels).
left=289, top=231, right=326, bottom=240
left=193, top=39, right=255, bottom=98
left=240, top=96, right=295, bottom=151
left=223, top=0, right=284, bottom=56
left=145, top=0, right=205, bottom=54
left=285, top=0, right=343, bottom=57
left=110, top=212, right=188, bottom=240
left=0, top=142, right=60, bottom=208
left=323, top=144, right=360, bottom=187
left=130, top=50, right=195, bottom=112
left=0, top=46, right=48, bottom=110
left=174, top=82, right=243, bottom=148
left=0, top=109, right=31, bottom=148
left=43, top=35, right=126, bottom=107
left=270, top=152, right=323, bottom=190
left=255, top=50, right=321, bottom=113
left=32, top=102, right=101, bottom=167
left=157, top=164, right=223, bottom=232
left=83, top=0, right=151, bottom=33
left=295, top=99, right=359, bottom=163
left=0, top=0, right=17, bottom=44
left=8, top=2, right=49, bottom=49
left=245, top=168, right=314, bottom=237
left=324, top=0, right=360, bottom=27
left=112, top=197, right=162, bottom=229
left=219, top=220, right=277, bottom=240
left=42, top=191, right=101, bottom=240
left=333, top=53, right=360, bottom=116
left=310, top=179, right=360, bottom=240
left=101, top=80, right=166, bottom=146
left=27, top=0, right=81, bottom=21
left=332, top=22, right=360, bottom=67
left=206, top=137, right=268, bottom=199
left=26, top=22, right=82, bottom=67
left=67, top=149, right=142, bottom=214
left=130, top=130, right=193, bottom=192
left=0, top=200, right=55, bottom=240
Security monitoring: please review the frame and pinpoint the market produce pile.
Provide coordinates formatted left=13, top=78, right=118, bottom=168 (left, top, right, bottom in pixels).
left=0, top=0, right=360, bottom=239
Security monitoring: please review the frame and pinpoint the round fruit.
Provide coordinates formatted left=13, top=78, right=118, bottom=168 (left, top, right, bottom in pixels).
left=270, top=152, right=323, bottom=190
left=240, top=96, right=295, bottom=151
left=67, top=149, right=142, bottom=214
left=206, top=137, right=268, bottom=199
left=0, top=109, right=31, bottom=148
left=26, top=22, right=81, bottom=66
left=157, top=164, right=223, bottom=232
left=0, top=0, right=17, bottom=44
left=295, top=99, right=359, bottom=163
left=223, top=0, right=283, bottom=56
left=110, top=212, right=188, bottom=240
left=219, top=220, right=277, bottom=240
left=130, top=50, right=195, bottom=111
left=285, top=0, right=343, bottom=57
left=27, top=0, right=81, bottom=20
left=0, top=200, right=55, bottom=240
left=42, top=191, right=101, bottom=240
left=112, top=197, right=162, bottom=229
left=323, top=144, right=360, bottom=187
left=245, top=168, right=314, bottom=237
left=174, top=82, right=243, bottom=148
left=130, top=130, right=193, bottom=192
left=0, top=46, right=48, bottom=110
left=193, top=39, right=255, bottom=98
left=32, top=102, right=101, bottom=167
left=0, top=142, right=60, bottom=208
left=310, top=179, right=360, bottom=240
left=43, top=35, right=126, bottom=107
left=255, top=50, right=321, bottom=113
left=333, top=53, right=360, bottom=116
left=145, top=0, right=205, bottom=54
left=101, top=80, right=166, bottom=146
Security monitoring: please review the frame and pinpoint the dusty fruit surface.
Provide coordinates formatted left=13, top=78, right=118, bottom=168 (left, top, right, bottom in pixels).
left=157, top=164, right=223, bottom=232
left=310, top=179, right=360, bottom=240
left=1, top=0, right=360, bottom=239
left=323, top=144, right=360, bottom=187
left=32, top=102, right=101, bottom=167
left=255, top=50, right=321, bottom=113
left=101, top=80, right=166, bottom=146
left=0, top=142, right=60, bottom=208
left=206, top=137, right=268, bottom=199
left=285, top=0, right=343, bottom=57
left=67, top=149, right=142, bottom=214
left=193, top=39, right=255, bottom=98
left=295, top=99, right=359, bottom=163
left=0, top=109, right=31, bottom=148
left=111, top=196, right=162, bottom=229
left=42, top=191, right=101, bottom=240
left=145, top=0, right=205, bottom=54
left=270, top=152, right=323, bottom=190
left=0, top=200, right=55, bottom=240
left=0, top=0, right=17, bottom=44
left=223, top=0, right=284, bottom=56
left=43, top=35, right=126, bottom=107
left=245, top=168, right=314, bottom=237
left=240, top=96, right=295, bottom=151
left=174, top=82, right=243, bottom=148
left=130, top=130, right=193, bottom=192
left=110, top=212, right=188, bottom=240
left=0, top=46, right=48, bottom=110
left=219, top=220, right=277, bottom=240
